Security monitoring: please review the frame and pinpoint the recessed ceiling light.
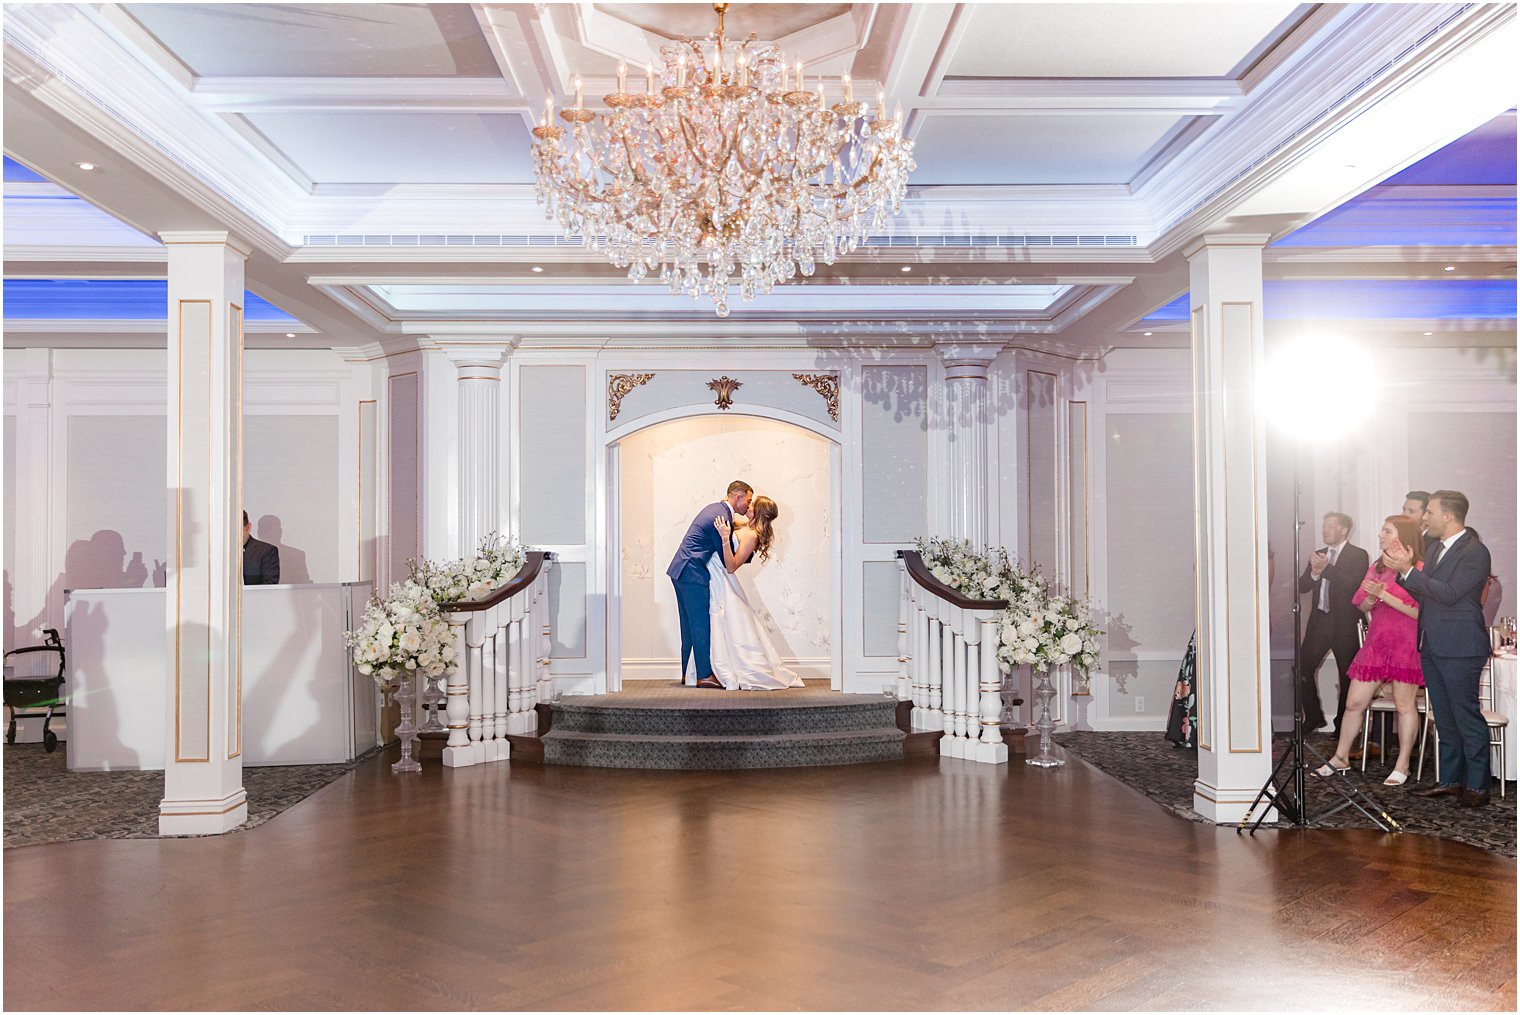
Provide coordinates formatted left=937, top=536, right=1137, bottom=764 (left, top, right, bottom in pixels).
left=900, top=265, right=912, bottom=272
left=1443, top=265, right=1456, bottom=271
left=531, top=266, right=543, bottom=273
left=1143, top=331, right=1153, bottom=337
left=1423, top=331, right=1433, bottom=336
left=75, top=161, right=96, bottom=171
left=285, top=332, right=295, bottom=338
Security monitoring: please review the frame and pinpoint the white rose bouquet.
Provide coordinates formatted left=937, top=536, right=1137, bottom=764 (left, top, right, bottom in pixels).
left=995, top=574, right=1102, bottom=678
left=913, top=536, right=1017, bottom=601
left=345, top=580, right=459, bottom=687
left=408, top=532, right=526, bottom=605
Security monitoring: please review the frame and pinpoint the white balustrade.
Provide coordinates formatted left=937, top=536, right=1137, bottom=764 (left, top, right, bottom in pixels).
left=441, top=552, right=555, bottom=768
left=898, top=550, right=1009, bottom=764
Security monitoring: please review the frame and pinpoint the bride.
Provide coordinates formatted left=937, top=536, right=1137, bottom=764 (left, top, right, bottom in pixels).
left=691, top=495, right=804, bottom=691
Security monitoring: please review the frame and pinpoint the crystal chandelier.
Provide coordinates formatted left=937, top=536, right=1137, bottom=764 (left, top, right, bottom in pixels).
left=530, top=3, right=915, bottom=317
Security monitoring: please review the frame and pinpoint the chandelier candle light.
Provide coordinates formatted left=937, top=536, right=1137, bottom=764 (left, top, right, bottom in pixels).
left=530, top=3, right=915, bottom=317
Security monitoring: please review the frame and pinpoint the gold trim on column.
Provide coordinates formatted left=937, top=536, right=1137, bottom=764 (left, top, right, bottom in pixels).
left=176, top=299, right=213, bottom=763
left=1068, top=400, right=1090, bottom=695
left=1222, top=301, right=1263, bottom=754
left=1191, top=303, right=1210, bottom=754
left=230, top=302, right=243, bottom=761
left=607, top=373, right=653, bottom=422
left=792, top=373, right=840, bottom=422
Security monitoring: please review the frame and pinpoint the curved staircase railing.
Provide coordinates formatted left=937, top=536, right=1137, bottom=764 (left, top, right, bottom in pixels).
left=436, top=551, right=555, bottom=768
left=896, top=550, right=1009, bottom=764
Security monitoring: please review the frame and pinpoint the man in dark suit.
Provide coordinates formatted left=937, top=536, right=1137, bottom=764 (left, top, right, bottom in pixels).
left=242, top=510, right=281, bottom=585
left=1296, top=512, right=1369, bottom=734
left=1389, top=490, right=1494, bottom=807
left=666, top=480, right=752, bottom=689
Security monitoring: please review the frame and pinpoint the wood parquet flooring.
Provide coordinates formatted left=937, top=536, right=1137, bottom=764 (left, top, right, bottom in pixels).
left=4, top=745, right=1515, bottom=1011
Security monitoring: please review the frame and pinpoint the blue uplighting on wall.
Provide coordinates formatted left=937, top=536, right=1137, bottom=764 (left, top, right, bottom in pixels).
left=3, top=156, right=47, bottom=183
left=1142, top=280, right=1518, bottom=324
left=3, top=279, right=298, bottom=322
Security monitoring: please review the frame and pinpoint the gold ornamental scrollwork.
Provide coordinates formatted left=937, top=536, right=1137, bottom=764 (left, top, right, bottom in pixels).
left=707, top=375, right=742, bottom=410
left=792, top=373, right=840, bottom=422
left=608, top=372, right=655, bottom=422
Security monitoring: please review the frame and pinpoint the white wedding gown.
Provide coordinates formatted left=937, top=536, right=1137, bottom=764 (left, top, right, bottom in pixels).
left=684, top=550, right=804, bottom=691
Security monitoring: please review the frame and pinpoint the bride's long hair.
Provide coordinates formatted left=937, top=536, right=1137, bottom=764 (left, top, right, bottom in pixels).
left=749, top=496, right=779, bottom=562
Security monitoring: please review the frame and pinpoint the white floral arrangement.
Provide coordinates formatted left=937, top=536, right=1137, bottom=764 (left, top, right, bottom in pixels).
left=408, top=532, right=526, bottom=604
left=347, top=533, right=528, bottom=687
left=345, top=580, right=459, bottom=687
left=914, top=535, right=1102, bottom=679
left=914, top=536, right=1017, bottom=601
left=996, top=584, right=1102, bottom=677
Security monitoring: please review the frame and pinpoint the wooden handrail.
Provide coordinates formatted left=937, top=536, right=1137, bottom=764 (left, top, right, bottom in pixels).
left=896, top=550, right=1008, bottom=611
left=438, top=551, right=554, bottom=614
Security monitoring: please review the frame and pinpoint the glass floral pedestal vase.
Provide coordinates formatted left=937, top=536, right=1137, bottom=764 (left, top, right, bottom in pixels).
left=390, top=671, right=422, bottom=774
left=419, top=670, right=446, bottom=734
left=1025, top=667, right=1064, bottom=768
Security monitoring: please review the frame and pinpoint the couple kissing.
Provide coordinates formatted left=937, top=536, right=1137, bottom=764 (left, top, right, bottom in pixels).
left=665, top=480, right=803, bottom=691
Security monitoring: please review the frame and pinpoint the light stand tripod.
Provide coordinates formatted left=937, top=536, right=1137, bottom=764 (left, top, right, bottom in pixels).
left=1240, top=444, right=1400, bottom=833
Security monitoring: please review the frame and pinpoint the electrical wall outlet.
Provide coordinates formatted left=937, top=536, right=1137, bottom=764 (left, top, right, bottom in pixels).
left=1134, top=696, right=1146, bottom=713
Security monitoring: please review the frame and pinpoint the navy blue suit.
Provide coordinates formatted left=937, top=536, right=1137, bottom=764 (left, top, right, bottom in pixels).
left=666, top=501, right=733, bottom=681
left=1399, top=530, right=1493, bottom=790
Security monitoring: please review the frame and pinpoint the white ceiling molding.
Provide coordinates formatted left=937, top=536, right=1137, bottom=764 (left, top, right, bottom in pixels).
left=191, top=76, right=523, bottom=113
left=3, top=3, right=302, bottom=250
left=1143, top=3, right=1516, bottom=253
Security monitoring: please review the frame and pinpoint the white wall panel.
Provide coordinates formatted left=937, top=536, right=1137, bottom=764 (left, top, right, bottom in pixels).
left=387, top=371, right=419, bottom=581
left=519, top=365, right=587, bottom=546
left=1104, top=411, right=1195, bottom=718
left=860, top=365, right=927, bottom=543
left=1026, top=371, right=1059, bottom=570
left=549, top=561, right=588, bottom=658
left=358, top=400, right=378, bottom=582
left=245, top=415, right=340, bottom=583
left=861, top=561, right=900, bottom=658
left=64, top=415, right=167, bottom=591
left=1408, top=411, right=1516, bottom=611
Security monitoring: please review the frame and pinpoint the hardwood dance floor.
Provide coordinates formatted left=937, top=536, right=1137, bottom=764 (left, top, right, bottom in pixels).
left=5, top=746, right=1515, bottom=1011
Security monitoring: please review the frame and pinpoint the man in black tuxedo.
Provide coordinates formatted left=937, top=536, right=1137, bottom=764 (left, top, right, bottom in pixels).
left=242, top=510, right=280, bottom=585
left=1389, top=490, right=1494, bottom=807
left=1296, top=512, right=1369, bottom=734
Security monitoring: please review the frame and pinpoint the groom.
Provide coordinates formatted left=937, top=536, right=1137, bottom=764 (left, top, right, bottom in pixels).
left=667, top=479, right=753, bottom=689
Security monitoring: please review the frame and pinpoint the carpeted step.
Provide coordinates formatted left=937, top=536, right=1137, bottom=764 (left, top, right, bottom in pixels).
left=549, top=698, right=897, bottom=737
left=542, top=727, right=907, bottom=770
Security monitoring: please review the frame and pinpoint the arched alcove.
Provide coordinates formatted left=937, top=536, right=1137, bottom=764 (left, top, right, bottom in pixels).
left=606, top=411, right=841, bottom=691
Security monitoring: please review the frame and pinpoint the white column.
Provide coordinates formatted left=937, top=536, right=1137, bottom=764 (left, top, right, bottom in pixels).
left=936, top=343, right=1002, bottom=547
left=442, top=347, right=507, bottom=553
left=1184, top=234, right=1274, bottom=824
left=158, top=231, right=249, bottom=836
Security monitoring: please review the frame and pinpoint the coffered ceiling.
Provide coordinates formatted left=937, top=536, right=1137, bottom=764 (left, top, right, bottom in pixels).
left=2, top=3, right=1515, bottom=351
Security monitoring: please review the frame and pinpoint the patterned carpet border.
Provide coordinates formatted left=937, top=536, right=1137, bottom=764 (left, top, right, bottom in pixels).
left=1053, top=730, right=1517, bottom=859
left=3, top=743, right=377, bottom=849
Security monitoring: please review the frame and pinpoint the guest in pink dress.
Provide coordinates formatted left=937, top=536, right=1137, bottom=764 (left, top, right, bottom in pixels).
left=1315, top=515, right=1425, bottom=786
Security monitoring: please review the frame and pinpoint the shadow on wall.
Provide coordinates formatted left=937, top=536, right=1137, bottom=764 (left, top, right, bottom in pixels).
left=257, top=515, right=309, bottom=584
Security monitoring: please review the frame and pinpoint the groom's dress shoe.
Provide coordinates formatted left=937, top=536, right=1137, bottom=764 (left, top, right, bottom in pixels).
left=696, top=676, right=723, bottom=689
left=1412, top=784, right=1464, bottom=800
left=1458, top=787, right=1491, bottom=808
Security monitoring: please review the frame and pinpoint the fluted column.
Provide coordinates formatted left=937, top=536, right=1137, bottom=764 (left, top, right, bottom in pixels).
left=442, top=346, right=508, bottom=553
left=1184, top=234, right=1273, bottom=825
left=936, top=343, right=1002, bottom=547
left=158, top=231, right=249, bottom=836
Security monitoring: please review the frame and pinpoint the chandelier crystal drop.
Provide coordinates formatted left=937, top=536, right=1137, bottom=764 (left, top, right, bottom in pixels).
left=530, top=3, right=915, bottom=317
